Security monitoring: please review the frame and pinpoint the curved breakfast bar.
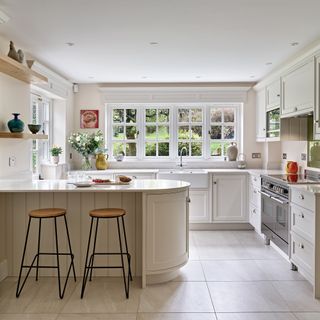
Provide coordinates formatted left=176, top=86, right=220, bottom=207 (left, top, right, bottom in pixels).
left=0, top=179, right=190, bottom=287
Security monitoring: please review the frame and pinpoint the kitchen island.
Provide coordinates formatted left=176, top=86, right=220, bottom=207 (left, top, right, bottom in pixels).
left=0, top=179, right=190, bottom=287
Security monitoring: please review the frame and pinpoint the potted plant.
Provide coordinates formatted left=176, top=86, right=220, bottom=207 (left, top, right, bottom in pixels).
left=50, top=145, right=62, bottom=165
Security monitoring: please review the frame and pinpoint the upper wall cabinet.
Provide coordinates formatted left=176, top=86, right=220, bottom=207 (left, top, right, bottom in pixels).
left=266, top=79, right=280, bottom=111
left=281, top=57, right=315, bottom=117
left=314, top=53, right=320, bottom=139
left=256, top=88, right=266, bottom=141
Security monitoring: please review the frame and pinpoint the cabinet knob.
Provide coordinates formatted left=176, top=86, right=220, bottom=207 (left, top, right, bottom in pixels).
left=294, top=107, right=298, bottom=111
left=299, top=194, right=305, bottom=200
left=186, top=197, right=191, bottom=203
left=315, top=120, right=319, bottom=124
left=132, top=176, right=137, bottom=179
left=299, top=213, right=305, bottom=219
left=299, top=243, right=304, bottom=249
left=253, top=209, right=256, bottom=214
left=277, top=94, right=280, bottom=97
left=213, top=181, right=217, bottom=185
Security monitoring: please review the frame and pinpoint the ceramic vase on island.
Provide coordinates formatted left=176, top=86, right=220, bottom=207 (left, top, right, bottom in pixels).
left=7, top=113, right=24, bottom=133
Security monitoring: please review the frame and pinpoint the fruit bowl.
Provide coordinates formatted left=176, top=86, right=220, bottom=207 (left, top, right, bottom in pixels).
left=28, top=124, right=41, bottom=134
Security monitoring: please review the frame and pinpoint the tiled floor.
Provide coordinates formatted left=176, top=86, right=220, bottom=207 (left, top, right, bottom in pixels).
left=1, top=230, right=320, bottom=319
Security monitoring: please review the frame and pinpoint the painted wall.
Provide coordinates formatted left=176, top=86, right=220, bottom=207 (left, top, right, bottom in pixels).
left=72, top=84, right=263, bottom=169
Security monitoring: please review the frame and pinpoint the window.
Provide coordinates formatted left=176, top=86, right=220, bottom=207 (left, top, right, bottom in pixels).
left=31, top=94, right=52, bottom=174
left=106, top=103, right=241, bottom=160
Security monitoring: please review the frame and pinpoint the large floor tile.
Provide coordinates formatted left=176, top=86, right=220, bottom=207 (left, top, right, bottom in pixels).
left=138, top=282, right=214, bottom=313
left=137, top=313, right=216, bottom=320
left=216, top=313, right=296, bottom=320
left=193, top=231, right=240, bottom=246
left=233, top=231, right=266, bottom=245
left=202, top=260, right=268, bottom=281
left=244, top=245, right=283, bottom=260
left=61, top=278, right=141, bottom=313
left=294, top=313, right=320, bottom=319
left=197, top=245, right=251, bottom=260
left=255, top=259, right=305, bottom=281
left=57, top=314, right=137, bottom=320
left=272, top=281, right=320, bottom=312
left=173, top=261, right=205, bottom=282
left=0, top=315, right=57, bottom=320
left=208, top=281, right=289, bottom=312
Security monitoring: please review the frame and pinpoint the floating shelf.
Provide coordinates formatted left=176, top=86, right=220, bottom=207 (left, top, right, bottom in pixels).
left=0, top=55, right=48, bottom=84
left=0, top=132, right=48, bottom=140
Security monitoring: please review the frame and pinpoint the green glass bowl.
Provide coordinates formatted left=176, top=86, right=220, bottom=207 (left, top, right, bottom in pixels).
left=27, top=124, right=41, bottom=134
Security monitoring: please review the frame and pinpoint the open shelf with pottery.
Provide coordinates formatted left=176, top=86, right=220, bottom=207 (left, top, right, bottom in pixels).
left=0, top=132, right=48, bottom=139
left=0, top=55, right=47, bottom=84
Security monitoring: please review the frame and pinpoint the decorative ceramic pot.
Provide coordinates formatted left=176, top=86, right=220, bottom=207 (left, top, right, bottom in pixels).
left=96, top=153, right=109, bottom=170
left=51, top=155, right=59, bottom=165
left=227, top=143, right=238, bottom=161
left=7, top=113, right=24, bottom=133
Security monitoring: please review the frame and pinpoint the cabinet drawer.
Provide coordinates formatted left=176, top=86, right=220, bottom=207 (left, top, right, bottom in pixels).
left=249, top=202, right=261, bottom=232
left=291, top=203, right=314, bottom=243
left=250, top=174, right=261, bottom=188
left=249, top=183, right=261, bottom=208
left=291, top=231, right=314, bottom=279
left=291, top=188, right=315, bottom=211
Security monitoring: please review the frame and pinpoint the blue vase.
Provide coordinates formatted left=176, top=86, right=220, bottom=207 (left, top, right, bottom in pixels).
left=7, top=113, right=25, bottom=133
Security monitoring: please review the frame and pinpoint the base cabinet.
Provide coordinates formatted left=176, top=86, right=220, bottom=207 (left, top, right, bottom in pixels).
left=212, top=174, right=248, bottom=222
left=189, top=189, right=209, bottom=223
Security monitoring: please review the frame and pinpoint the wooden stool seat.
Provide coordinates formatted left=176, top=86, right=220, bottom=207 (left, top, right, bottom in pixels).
left=89, top=208, right=126, bottom=218
left=29, top=208, right=66, bottom=218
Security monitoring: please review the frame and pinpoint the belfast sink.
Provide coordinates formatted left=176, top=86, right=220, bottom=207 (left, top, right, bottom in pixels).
left=158, top=169, right=208, bottom=188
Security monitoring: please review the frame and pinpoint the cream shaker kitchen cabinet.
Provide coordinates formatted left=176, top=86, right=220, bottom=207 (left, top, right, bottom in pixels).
left=212, top=174, right=248, bottom=222
left=266, top=79, right=281, bottom=111
left=249, top=173, right=262, bottom=233
left=256, top=88, right=267, bottom=141
left=281, top=57, right=315, bottom=117
left=314, top=53, right=320, bottom=139
left=188, top=189, right=209, bottom=223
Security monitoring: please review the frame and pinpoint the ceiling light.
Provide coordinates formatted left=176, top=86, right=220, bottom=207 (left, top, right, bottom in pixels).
left=195, top=76, right=202, bottom=79
left=0, top=10, right=10, bottom=24
left=141, top=76, right=148, bottom=79
left=65, top=42, right=75, bottom=47
left=149, top=42, right=159, bottom=45
left=290, top=42, right=299, bottom=46
left=265, top=62, right=273, bottom=66
left=250, top=75, right=255, bottom=78
left=88, top=76, right=94, bottom=79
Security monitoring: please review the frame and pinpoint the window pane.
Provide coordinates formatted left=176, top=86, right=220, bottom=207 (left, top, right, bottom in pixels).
left=211, top=108, right=222, bottom=122
left=126, top=143, right=136, bottom=156
left=158, top=125, right=169, bottom=140
left=113, top=125, right=125, bottom=139
left=224, top=125, right=235, bottom=139
left=224, top=108, right=235, bottom=122
left=191, top=126, right=202, bottom=139
left=145, top=142, right=156, bottom=156
left=178, top=142, right=189, bottom=156
left=126, top=109, right=136, bottom=123
left=210, top=142, right=222, bottom=156
left=126, top=126, right=137, bottom=139
left=191, top=108, right=202, bottom=122
left=113, top=142, right=124, bottom=155
left=146, top=125, right=157, bottom=139
left=178, top=126, right=190, bottom=139
left=210, top=125, right=222, bottom=139
left=178, top=109, right=189, bottom=122
left=158, top=109, right=169, bottom=122
left=191, top=142, right=202, bottom=156
left=113, top=109, right=124, bottom=123
left=146, top=109, right=157, bottom=122
left=159, top=142, right=169, bottom=156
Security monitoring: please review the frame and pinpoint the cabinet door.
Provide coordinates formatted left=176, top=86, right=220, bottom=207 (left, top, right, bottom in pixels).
left=212, top=174, right=248, bottom=222
left=189, top=189, right=209, bottom=223
left=314, top=54, right=320, bottom=139
left=114, top=173, right=156, bottom=180
left=281, top=57, right=315, bottom=116
left=146, top=191, right=188, bottom=272
left=249, top=202, right=261, bottom=233
left=256, top=88, right=266, bottom=141
left=266, top=79, right=281, bottom=110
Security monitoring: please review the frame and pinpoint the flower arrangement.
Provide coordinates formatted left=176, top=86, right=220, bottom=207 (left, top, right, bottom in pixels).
left=68, top=130, right=104, bottom=169
left=50, top=145, right=63, bottom=156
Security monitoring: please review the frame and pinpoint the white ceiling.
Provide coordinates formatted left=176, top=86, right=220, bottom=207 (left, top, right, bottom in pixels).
left=0, top=0, right=320, bottom=83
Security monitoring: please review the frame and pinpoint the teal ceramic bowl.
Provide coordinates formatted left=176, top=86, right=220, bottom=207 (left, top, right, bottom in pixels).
left=27, top=124, right=41, bottom=134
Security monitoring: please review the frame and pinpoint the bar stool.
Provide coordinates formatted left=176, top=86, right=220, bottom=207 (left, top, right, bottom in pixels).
left=16, top=208, right=76, bottom=299
left=81, top=208, right=132, bottom=299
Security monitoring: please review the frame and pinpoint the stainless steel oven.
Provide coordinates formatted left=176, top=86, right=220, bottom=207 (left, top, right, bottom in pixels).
left=261, top=177, right=289, bottom=255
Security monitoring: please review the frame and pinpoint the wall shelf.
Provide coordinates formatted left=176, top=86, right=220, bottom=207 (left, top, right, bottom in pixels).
left=0, top=55, right=48, bottom=84
left=0, top=132, right=48, bottom=140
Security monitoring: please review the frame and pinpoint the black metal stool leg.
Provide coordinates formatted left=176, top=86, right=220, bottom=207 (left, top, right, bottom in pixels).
left=117, top=217, right=129, bottom=298
left=16, top=216, right=32, bottom=297
left=81, top=217, right=94, bottom=298
left=89, top=217, right=99, bottom=281
left=54, top=217, right=63, bottom=299
left=64, top=215, right=76, bottom=282
left=35, top=218, right=42, bottom=281
left=121, top=216, right=133, bottom=281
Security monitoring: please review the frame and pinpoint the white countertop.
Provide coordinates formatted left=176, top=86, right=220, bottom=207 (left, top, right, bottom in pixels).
left=0, top=179, right=190, bottom=193
left=289, top=184, right=320, bottom=195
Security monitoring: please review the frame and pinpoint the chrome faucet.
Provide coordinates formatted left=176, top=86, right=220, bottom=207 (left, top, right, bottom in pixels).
left=178, top=146, right=188, bottom=167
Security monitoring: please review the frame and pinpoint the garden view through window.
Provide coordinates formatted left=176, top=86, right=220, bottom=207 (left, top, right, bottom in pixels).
left=108, top=104, right=240, bottom=160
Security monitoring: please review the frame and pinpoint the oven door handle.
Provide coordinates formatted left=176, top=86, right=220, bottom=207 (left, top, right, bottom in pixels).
left=270, top=196, right=289, bottom=205
left=258, top=190, right=271, bottom=198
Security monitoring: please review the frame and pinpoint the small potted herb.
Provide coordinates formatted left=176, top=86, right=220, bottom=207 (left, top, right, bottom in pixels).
left=50, top=145, right=62, bottom=165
